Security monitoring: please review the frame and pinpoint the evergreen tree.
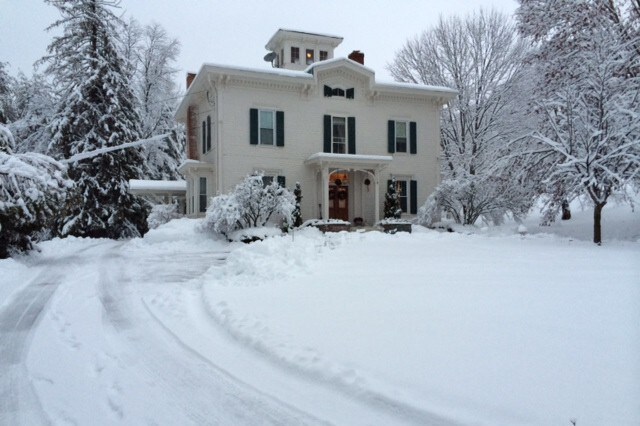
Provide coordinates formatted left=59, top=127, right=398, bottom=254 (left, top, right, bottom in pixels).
left=384, top=178, right=402, bottom=219
left=292, top=182, right=303, bottom=227
left=42, top=0, right=149, bottom=238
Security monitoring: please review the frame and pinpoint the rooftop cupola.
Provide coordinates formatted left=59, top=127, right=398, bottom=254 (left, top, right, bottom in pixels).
left=264, top=28, right=343, bottom=71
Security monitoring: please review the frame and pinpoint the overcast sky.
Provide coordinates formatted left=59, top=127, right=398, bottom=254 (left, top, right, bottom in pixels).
left=1, top=0, right=518, bottom=88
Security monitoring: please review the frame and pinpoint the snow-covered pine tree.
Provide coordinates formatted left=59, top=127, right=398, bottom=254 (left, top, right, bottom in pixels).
left=384, top=177, right=402, bottom=219
left=42, top=0, right=149, bottom=238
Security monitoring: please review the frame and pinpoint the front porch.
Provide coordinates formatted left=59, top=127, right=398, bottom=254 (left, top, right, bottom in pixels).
left=304, top=152, right=392, bottom=225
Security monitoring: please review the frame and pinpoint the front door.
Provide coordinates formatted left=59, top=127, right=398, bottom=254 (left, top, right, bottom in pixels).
left=329, top=185, right=349, bottom=221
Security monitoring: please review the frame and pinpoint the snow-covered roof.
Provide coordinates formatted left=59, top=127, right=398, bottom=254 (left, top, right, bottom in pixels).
left=176, top=58, right=456, bottom=120
left=305, top=152, right=393, bottom=169
left=374, top=81, right=458, bottom=97
left=128, top=179, right=186, bottom=195
left=265, top=28, right=343, bottom=51
left=200, top=63, right=314, bottom=81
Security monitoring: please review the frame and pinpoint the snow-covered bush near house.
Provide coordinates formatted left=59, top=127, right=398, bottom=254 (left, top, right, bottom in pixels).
left=146, top=203, right=181, bottom=229
left=202, top=174, right=295, bottom=236
left=0, top=150, right=72, bottom=257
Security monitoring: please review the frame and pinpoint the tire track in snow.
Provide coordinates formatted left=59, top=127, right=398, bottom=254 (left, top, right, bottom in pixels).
left=0, top=270, right=61, bottom=426
left=97, top=246, right=322, bottom=425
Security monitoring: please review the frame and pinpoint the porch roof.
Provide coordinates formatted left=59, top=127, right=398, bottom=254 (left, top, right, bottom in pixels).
left=304, top=152, right=393, bottom=170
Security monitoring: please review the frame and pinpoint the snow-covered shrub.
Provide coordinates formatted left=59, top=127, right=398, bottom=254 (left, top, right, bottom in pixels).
left=418, top=177, right=532, bottom=227
left=202, top=193, right=242, bottom=235
left=147, top=203, right=181, bottom=229
left=0, top=139, right=73, bottom=257
left=202, top=174, right=295, bottom=237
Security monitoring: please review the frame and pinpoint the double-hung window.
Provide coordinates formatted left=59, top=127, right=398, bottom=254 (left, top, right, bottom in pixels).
left=319, top=50, right=328, bottom=61
left=395, top=121, right=408, bottom=153
left=201, top=115, right=212, bottom=154
left=332, top=116, right=346, bottom=154
left=250, top=109, right=284, bottom=146
left=259, top=110, right=275, bottom=145
left=389, top=178, right=418, bottom=214
left=388, top=120, right=417, bottom=154
left=324, top=115, right=356, bottom=154
left=291, top=47, right=299, bottom=64
left=199, top=177, right=207, bottom=213
left=306, top=49, right=314, bottom=65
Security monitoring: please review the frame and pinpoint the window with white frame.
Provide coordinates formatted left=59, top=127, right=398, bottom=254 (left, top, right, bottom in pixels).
left=291, top=46, right=299, bottom=64
left=259, top=110, right=275, bottom=145
left=395, top=121, right=408, bottom=153
left=332, top=116, right=346, bottom=154
left=306, top=49, right=314, bottom=65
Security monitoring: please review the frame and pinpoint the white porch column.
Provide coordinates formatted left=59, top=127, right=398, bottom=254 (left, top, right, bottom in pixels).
left=321, top=164, right=329, bottom=220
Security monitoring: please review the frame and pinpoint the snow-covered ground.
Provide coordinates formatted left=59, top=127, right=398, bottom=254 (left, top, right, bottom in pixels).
left=2, top=202, right=639, bottom=425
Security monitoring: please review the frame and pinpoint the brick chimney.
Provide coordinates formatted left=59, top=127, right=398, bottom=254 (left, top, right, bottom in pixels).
left=348, top=50, right=365, bottom=65
left=186, top=72, right=196, bottom=89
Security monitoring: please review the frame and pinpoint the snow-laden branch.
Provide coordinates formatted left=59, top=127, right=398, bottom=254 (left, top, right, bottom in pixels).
left=61, top=133, right=169, bottom=164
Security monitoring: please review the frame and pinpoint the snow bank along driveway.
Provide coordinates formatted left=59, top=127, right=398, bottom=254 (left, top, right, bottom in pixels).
left=1, top=217, right=639, bottom=425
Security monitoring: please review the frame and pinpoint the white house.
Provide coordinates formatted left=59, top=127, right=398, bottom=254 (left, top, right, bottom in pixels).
left=174, top=29, right=456, bottom=225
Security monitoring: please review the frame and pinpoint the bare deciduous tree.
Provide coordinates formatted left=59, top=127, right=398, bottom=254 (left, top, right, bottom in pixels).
left=389, top=9, right=535, bottom=226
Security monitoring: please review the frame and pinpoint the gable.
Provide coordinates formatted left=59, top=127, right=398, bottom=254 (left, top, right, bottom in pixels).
left=309, top=58, right=375, bottom=91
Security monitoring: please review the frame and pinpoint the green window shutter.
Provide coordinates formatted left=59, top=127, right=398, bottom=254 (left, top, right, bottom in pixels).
left=323, top=115, right=331, bottom=153
left=410, top=180, right=418, bottom=214
left=277, top=175, right=286, bottom=188
left=276, top=111, right=285, bottom=147
left=202, top=121, right=206, bottom=154
left=324, top=85, right=332, bottom=97
left=348, top=116, right=356, bottom=154
left=206, top=115, right=211, bottom=151
left=388, top=120, right=395, bottom=153
left=410, top=121, right=417, bottom=154
left=250, top=108, right=258, bottom=145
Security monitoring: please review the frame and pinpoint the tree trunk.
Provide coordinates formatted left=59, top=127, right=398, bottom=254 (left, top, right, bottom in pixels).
left=593, top=202, right=605, bottom=245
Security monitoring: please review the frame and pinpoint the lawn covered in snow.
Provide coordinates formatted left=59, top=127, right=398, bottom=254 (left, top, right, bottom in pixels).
left=2, top=202, right=639, bottom=425
left=198, top=227, right=639, bottom=425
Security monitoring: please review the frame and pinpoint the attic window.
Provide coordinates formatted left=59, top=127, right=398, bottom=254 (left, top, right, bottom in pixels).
left=291, top=47, right=299, bottom=64
left=306, top=49, right=314, bottom=65
left=320, top=50, right=328, bottom=61
left=323, top=85, right=355, bottom=100
left=333, top=88, right=345, bottom=97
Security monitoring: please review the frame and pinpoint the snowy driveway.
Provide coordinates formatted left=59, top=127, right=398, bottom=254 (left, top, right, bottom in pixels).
left=0, top=234, right=322, bottom=425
